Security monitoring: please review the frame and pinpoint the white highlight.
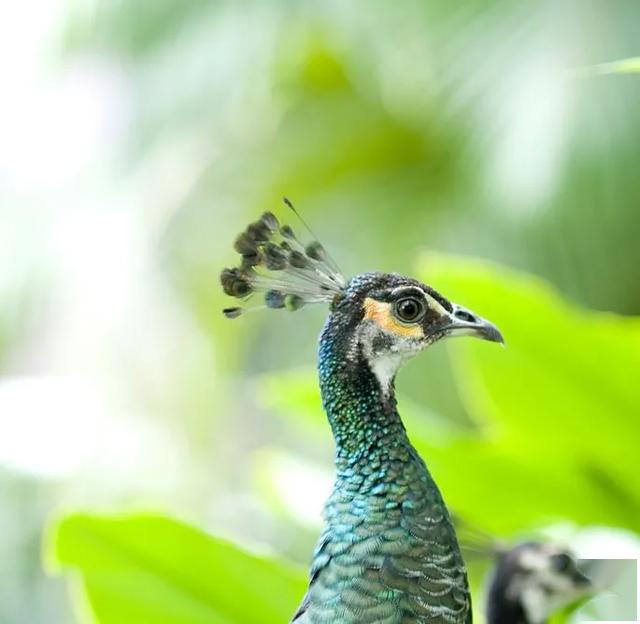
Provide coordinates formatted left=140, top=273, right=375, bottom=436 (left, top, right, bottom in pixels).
left=257, top=450, right=331, bottom=528
left=0, top=376, right=187, bottom=484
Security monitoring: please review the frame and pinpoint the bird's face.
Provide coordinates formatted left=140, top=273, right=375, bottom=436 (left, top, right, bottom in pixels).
left=330, top=272, right=502, bottom=390
left=220, top=210, right=502, bottom=391
left=502, top=543, right=592, bottom=624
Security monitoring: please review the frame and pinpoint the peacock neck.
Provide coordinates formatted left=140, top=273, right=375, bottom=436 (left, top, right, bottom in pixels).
left=303, top=316, right=471, bottom=624
left=317, top=318, right=412, bottom=466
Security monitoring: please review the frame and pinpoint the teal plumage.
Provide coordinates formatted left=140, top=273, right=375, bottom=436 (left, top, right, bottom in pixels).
left=221, top=211, right=503, bottom=624
left=293, top=273, right=472, bottom=624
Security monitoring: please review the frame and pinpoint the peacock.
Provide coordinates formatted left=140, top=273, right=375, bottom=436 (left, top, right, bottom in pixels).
left=221, top=203, right=503, bottom=624
left=485, top=542, right=592, bottom=624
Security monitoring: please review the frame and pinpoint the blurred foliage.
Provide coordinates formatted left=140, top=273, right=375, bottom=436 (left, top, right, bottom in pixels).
left=49, top=513, right=306, bottom=624
left=259, top=255, right=640, bottom=534
left=593, top=56, right=640, bottom=74
left=60, top=0, right=640, bottom=317
left=419, top=254, right=640, bottom=532
left=50, top=257, right=639, bottom=622
left=2, top=0, right=639, bottom=622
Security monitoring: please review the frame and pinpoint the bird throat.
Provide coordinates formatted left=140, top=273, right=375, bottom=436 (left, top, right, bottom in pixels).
left=303, top=315, right=471, bottom=623
left=318, top=323, right=410, bottom=462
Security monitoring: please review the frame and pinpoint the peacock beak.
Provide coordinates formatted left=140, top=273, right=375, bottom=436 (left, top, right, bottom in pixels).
left=572, top=567, right=592, bottom=588
left=442, top=303, right=504, bottom=344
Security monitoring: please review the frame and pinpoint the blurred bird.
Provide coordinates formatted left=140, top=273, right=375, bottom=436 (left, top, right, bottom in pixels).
left=221, top=201, right=504, bottom=623
left=485, top=542, right=592, bottom=624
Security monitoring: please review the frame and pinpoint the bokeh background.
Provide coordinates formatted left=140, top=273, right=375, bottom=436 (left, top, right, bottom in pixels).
left=1, top=1, right=639, bottom=622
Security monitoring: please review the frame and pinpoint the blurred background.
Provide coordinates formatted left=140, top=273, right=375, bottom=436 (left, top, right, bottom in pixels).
left=1, top=1, right=639, bottom=622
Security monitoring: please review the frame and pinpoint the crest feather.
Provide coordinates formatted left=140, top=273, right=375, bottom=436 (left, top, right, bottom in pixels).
left=220, top=201, right=346, bottom=318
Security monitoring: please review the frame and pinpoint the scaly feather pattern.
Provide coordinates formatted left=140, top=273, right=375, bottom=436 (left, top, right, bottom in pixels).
left=221, top=208, right=504, bottom=623
left=292, top=274, right=471, bottom=624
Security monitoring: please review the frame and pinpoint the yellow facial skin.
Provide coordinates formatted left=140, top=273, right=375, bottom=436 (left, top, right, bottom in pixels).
left=363, top=297, right=424, bottom=339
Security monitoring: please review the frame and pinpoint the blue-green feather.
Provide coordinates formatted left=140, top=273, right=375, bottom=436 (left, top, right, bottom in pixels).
left=293, top=273, right=472, bottom=624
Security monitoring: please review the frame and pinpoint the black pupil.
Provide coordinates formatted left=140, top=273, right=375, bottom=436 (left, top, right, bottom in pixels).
left=397, top=298, right=421, bottom=321
left=552, top=554, right=571, bottom=572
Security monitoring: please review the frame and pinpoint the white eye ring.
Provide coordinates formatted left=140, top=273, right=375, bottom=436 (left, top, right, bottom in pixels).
left=393, top=297, right=426, bottom=323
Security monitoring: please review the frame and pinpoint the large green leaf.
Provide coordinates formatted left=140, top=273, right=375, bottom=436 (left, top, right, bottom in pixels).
left=257, top=255, right=640, bottom=533
left=48, top=513, right=306, bottom=624
left=259, top=367, right=629, bottom=533
left=418, top=254, right=640, bottom=531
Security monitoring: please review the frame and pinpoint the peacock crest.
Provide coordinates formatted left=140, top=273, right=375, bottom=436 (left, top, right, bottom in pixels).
left=220, top=199, right=346, bottom=319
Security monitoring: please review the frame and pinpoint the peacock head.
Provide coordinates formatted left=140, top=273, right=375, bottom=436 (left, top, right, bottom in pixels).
left=489, top=542, right=592, bottom=624
left=220, top=201, right=502, bottom=378
left=326, top=271, right=502, bottom=375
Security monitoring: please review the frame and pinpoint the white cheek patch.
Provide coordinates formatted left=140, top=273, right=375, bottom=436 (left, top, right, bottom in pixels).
left=515, top=548, right=586, bottom=624
left=358, top=323, right=421, bottom=396
left=520, top=584, right=552, bottom=624
left=520, top=580, right=578, bottom=624
left=371, top=353, right=406, bottom=396
left=519, top=550, right=549, bottom=572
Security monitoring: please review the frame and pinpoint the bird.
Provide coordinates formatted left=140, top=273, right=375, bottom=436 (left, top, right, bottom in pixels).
left=220, top=202, right=504, bottom=624
left=485, top=542, right=592, bottom=624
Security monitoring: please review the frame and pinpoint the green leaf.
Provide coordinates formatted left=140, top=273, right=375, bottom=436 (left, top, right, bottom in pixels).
left=418, top=253, right=640, bottom=531
left=257, top=255, right=640, bottom=534
left=48, top=513, right=306, bottom=624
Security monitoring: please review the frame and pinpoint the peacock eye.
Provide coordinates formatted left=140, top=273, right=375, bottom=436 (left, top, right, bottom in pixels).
left=550, top=553, right=572, bottom=573
left=393, top=297, right=426, bottom=323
